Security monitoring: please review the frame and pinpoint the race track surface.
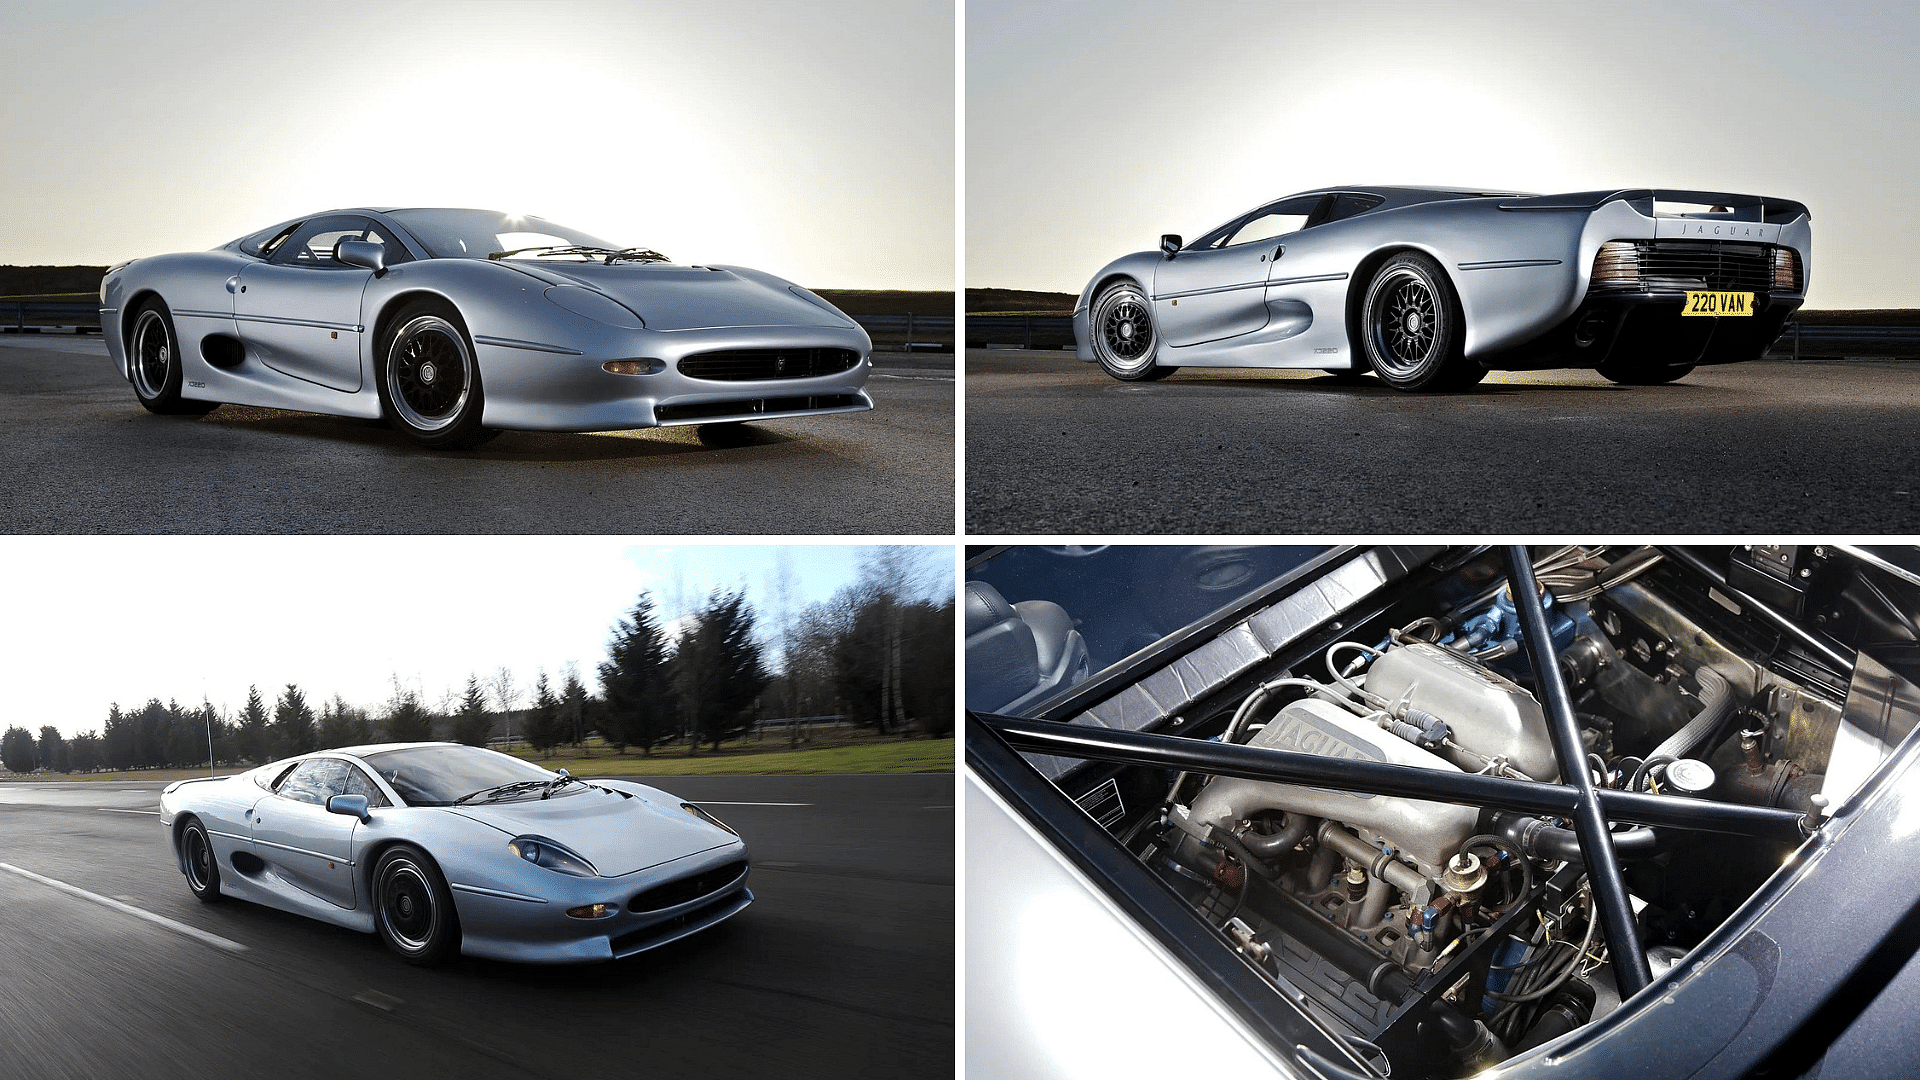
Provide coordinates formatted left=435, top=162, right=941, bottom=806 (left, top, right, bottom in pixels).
left=966, top=350, right=1920, bottom=533
left=0, top=335, right=953, bottom=534
left=0, top=773, right=953, bottom=1080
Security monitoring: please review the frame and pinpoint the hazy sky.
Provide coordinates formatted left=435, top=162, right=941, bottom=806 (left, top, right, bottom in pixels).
left=969, top=0, right=1920, bottom=308
left=0, top=539, right=953, bottom=738
left=0, top=0, right=952, bottom=290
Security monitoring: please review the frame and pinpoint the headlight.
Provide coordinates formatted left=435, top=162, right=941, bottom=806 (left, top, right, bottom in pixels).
left=544, top=286, right=644, bottom=330
left=681, top=802, right=737, bottom=835
left=507, top=835, right=599, bottom=877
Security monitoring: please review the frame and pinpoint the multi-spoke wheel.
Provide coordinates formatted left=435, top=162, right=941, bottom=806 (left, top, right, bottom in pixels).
left=1089, top=281, right=1176, bottom=381
left=375, top=301, right=497, bottom=449
left=179, top=817, right=222, bottom=903
left=373, top=844, right=460, bottom=965
left=128, top=298, right=219, bottom=415
left=1358, top=253, right=1481, bottom=391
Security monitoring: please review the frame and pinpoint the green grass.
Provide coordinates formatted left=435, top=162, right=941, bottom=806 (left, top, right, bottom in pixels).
left=0, top=732, right=954, bottom=783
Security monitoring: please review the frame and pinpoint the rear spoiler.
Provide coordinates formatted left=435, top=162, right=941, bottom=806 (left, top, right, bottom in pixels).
left=1499, top=189, right=1810, bottom=224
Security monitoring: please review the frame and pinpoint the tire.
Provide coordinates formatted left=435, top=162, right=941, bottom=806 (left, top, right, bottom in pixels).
left=128, top=298, right=219, bottom=415
left=1357, top=253, right=1482, bottom=391
left=372, top=844, right=461, bottom=965
left=375, top=301, right=496, bottom=449
left=697, top=422, right=758, bottom=448
left=1596, top=359, right=1696, bottom=385
left=179, top=816, right=222, bottom=903
left=1089, top=281, right=1176, bottom=381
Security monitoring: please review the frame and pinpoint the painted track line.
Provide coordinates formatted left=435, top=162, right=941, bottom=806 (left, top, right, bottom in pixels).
left=0, top=862, right=248, bottom=953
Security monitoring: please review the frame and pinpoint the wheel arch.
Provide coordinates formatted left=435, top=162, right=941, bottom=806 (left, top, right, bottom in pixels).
left=356, top=836, right=465, bottom=926
left=370, top=289, right=467, bottom=359
left=120, top=288, right=167, bottom=369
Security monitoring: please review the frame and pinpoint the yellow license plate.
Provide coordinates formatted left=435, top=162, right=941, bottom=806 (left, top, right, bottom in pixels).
left=1682, top=291, right=1754, bottom=317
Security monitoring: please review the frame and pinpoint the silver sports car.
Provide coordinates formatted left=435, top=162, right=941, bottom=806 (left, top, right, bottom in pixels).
left=1075, top=187, right=1810, bottom=390
left=101, top=208, right=873, bottom=448
left=159, top=743, right=752, bottom=964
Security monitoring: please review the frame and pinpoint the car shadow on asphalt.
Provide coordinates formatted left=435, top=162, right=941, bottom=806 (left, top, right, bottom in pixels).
left=194, top=407, right=800, bottom=462
left=1162, top=373, right=1657, bottom=396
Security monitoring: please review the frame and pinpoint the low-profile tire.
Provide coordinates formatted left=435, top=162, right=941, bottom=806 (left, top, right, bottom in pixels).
left=1596, top=359, right=1696, bottom=385
left=375, top=301, right=496, bottom=450
left=372, top=844, right=461, bottom=965
left=1358, top=253, right=1482, bottom=391
left=128, top=298, right=220, bottom=415
left=697, top=421, right=759, bottom=448
left=1089, top=281, right=1177, bottom=382
left=178, top=816, right=222, bottom=903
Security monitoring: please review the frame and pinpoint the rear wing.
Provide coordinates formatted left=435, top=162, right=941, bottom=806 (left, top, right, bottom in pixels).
left=1498, top=189, right=1810, bottom=224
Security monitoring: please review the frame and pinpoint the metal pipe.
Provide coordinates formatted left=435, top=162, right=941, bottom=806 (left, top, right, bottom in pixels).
left=976, top=712, right=1806, bottom=840
left=1660, top=546, right=1855, bottom=673
left=1507, top=545, right=1653, bottom=996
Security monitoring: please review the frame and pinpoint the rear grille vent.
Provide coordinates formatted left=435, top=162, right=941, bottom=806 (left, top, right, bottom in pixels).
left=656, top=394, right=860, bottom=422
left=679, top=348, right=860, bottom=381
left=631, top=860, right=748, bottom=912
left=1590, top=240, right=1787, bottom=293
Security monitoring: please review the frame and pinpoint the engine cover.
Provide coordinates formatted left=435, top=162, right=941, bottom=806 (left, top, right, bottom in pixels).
left=1366, top=642, right=1559, bottom=782
left=1190, top=697, right=1482, bottom=876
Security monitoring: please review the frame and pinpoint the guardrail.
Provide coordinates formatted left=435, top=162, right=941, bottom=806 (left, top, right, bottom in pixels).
left=966, top=314, right=1074, bottom=350
left=852, top=313, right=954, bottom=352
left=2, top=300, right=101, bottom=332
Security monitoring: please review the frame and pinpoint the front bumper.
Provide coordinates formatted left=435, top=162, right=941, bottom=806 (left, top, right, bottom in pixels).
left=475, top=323, right=874, bottom=432
left=1481, top=290, right=1803, bottom=371
left=452, top=844, right=753, bottom=964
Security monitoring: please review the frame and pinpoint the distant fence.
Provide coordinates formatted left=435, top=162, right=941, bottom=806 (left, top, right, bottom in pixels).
left=852, top=313, right=953, bottom=352
left=2, top=300, right=101, bottom=332
left=966, top=314, right=1075, bottom=350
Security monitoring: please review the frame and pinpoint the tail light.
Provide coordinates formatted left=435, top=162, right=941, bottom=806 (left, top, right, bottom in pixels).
left=1590, top=241, right=1641, bottom=288
left=1772, top=248, right=1802, bottom=292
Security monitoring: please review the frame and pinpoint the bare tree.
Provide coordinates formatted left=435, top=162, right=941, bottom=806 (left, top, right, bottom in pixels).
left=488, top=666, right=519, bottom=749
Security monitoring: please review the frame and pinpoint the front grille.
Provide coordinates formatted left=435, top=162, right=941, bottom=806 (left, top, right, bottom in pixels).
left=631, top=860, right=748, bottom=913
left=1590, top=240, right=1784, bottom=293
left=679, top=348, right=860, bottom=381
left=656, top=393, right=861, bottom=422
left=609, top=890, right=746, bottom=956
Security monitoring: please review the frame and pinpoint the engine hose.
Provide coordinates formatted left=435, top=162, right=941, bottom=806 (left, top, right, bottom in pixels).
left=1239, top=812, right=1314, bottom=858
left=1644, top=666, right=1737, bottom=768
left=1207, top=825, right=1281, bottom=882
left=1628, top=754, right=1677, bottom=794
left=1492, top=811, right=1658, bottom=863
left=1462, top=834, right=1533, bottom=909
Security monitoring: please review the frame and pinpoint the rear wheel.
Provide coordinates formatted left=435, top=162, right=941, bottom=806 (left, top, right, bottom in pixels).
left=1358, top=253, right=1482, bottom=391
left=129, top=299, right=219, bottom=415
left=179, top=817, right=222, bottom=903
left=1090, top=282, right=1176, bottom=381
left=375, top=301, right=497, bottom=450
left=373, top=844, right=460, bottom=965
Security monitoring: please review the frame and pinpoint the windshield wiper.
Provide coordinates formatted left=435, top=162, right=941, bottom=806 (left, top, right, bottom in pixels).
left=542, top=769, right=583, bottom=800
left=489, top=245, right=669, bottom=265
left=453, top=779, right=550, bottom=805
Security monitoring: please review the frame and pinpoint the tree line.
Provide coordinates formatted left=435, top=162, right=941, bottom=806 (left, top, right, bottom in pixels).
left=2, top=565, right=952, bottom=774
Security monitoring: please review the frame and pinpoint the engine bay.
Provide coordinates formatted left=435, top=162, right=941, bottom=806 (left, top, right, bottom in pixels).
left=991, top=545, right=1920, bottom=1078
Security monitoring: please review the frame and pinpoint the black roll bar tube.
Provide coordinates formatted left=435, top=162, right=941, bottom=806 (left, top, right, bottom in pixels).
left=1507, top=545, right=1654, bottom=996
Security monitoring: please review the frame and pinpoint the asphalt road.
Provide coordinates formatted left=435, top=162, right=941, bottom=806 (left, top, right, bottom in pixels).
left=0, top=773, right=953, bottom=1080
left=0, top=334, right=953, bottom=533
left=966, top=350, right=1920, bottom=533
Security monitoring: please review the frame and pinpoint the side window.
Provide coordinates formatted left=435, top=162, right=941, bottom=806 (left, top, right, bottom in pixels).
left=1324, top=193, right=1385, bottom=224
left=270, top=216, right=379, bottom=269
left=275, top=758, right=350, bottom=805
left=1213, top=195, right=1328, bottom=249
left=362, top=225, right=413, bottom=266
left=343, top=764, right=390, bottom=807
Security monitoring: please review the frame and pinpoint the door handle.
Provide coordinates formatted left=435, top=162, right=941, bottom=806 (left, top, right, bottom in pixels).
left=226, top=276, right=240, bottom=294
left=1272, top=244, right=1285, bottom=260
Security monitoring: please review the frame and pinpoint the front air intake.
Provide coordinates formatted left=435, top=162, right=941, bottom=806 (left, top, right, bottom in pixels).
left=656, top=394, right=861, bottom=422
left=679, top=348, right=860, bottom=381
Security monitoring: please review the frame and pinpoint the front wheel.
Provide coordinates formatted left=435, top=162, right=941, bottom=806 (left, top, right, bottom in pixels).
left=372, top=844, right=460, bottom=965
left=129, top=299, right=219, bottom=415
left=179, top=817, right=222, bottom=903
left=375, top=302, right=497, bottom=449
left=1089, top=282, right=1176, bottom=381
left=1358, top=253, right=1482, bottom=391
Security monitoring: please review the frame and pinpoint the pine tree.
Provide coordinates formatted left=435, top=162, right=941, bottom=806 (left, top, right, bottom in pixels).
left=451, top=675, right=493, bottom=747
left=274, top=684, right=318, bottom=758
left=679, top=590, right=771, bottom=752
left=1, top=726, right=38, bottom=773
left=561, top=665, right=591, bottom=756
left=525, top=671, right=564, bottom=756
left=599, top=594, right=673, bottom=756
left=37, top=726, right=67, bottom=774
left=384, top=684, right=436, bottom=742
left=236, top=685, right=271, bottom=764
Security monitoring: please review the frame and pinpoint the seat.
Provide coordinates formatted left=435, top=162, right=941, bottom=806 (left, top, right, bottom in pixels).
left=965, top=581, right=1091, bottom=715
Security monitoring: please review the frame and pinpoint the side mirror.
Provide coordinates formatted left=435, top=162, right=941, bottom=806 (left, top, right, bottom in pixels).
left=326, top=793, right=371, bottom=822
left=336, top=239, right=387, bottom=275
left=1160, top=234, right=1183, bottom=258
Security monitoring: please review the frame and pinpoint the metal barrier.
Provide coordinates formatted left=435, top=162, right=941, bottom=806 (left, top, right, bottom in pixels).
left=852, top=313, right=955, bottom=352
left=2, top=300, right=101, bottom=332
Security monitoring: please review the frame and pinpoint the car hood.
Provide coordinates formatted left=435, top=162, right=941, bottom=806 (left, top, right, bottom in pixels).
left=446, top=788, right=736, bottom=877
left=503, top=261, right=856, bottom=331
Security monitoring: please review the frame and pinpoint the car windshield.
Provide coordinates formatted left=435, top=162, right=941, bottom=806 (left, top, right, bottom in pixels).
left=360, top=744, right=558, bottom=806
left=385, top=209, right=625, bottom=261
left=965, top=545, right=1326, bottom=717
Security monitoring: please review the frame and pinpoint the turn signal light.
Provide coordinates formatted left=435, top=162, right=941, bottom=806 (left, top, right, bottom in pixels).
left=566, top=903, right=615, bottom=919
left=603, top=359, right=664, bottom=376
